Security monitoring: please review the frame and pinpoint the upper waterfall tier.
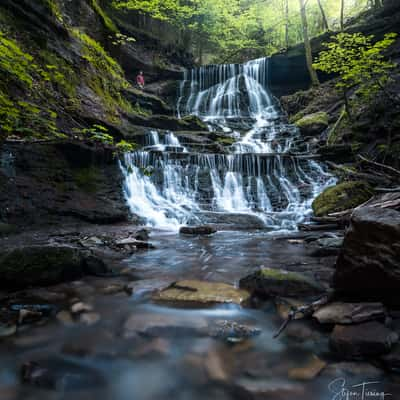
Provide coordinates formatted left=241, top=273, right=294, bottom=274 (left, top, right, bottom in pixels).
left=121, top=57, right=335, bottom=231
left=178, top=58, right=273, bottom=121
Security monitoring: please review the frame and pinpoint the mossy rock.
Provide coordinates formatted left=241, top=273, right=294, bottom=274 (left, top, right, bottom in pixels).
left=239, top=267, right=324, bottom=298
left=312, top=181, right=374, bottom=217
left=0, top=245, right=108, bottom=289
left=153, top=280, right=251, bottom=306
left=295, top=112, right=329, bottom=136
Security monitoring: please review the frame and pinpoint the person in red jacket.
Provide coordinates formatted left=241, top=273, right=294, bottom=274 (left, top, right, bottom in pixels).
left=136, top=71, right=145, bottom=90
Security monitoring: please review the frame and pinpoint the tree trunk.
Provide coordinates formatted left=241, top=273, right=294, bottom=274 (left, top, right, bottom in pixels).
left=317, top=0, right=329, bottom=31
left=340, top=0, right=345, bottom=31
left=299, top=0, right=320, bottom=86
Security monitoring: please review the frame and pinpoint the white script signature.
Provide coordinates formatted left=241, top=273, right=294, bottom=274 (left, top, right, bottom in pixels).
left=328, top=378, right=392, bottom=400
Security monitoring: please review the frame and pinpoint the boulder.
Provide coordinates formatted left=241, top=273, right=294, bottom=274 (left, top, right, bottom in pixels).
left=312, top=181, right=373, bottom=217
left=0, top=245, right=109, bottom=289
left=179, top=225, right=217, bottom=235
left=313, top=302, right=386, bottom=325
left=330, top=321, right=398, bottom=359
left=239, top=267, right=325, bottom=298
left=153, top=280, right=251, bottom=306
left=295, top=112, right=328, bottom=136
left=333, top=206, right=400, bottom=300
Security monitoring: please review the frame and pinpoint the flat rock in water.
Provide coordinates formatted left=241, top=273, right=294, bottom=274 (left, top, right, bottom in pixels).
left=153, top=280, right=250, bottom=306
left=330, top=321, right=398, bottom=359
left=239, top=267, right=324, bottom=298
left=179, top=226, right=217, bottom=235
left=123, top=312, right=208, bottom=338
left=313, top=302, right=386, bottom=324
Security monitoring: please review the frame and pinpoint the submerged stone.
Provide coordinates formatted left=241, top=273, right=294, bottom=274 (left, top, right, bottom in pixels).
left=153, top=280, right=250, bottom=306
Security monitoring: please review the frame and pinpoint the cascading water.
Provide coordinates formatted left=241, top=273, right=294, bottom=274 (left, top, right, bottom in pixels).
left=121, top=57, right=335, bottom=231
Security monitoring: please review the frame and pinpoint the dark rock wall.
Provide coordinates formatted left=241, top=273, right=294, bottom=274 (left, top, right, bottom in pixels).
left=0, top=141, right=130, bottom=227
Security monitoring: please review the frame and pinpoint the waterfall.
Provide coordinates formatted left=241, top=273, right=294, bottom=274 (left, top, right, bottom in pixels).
left=121, top=58, right=335, bottom=231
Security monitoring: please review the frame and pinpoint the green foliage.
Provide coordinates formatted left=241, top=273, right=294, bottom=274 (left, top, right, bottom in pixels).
left=45, top=0, right=63, bottom=23
left=313, top=32, right=398, bottom=112
left=115, top=140, right=137, bottom=153
left=113, top=0, right=377, bottom=63
left=0, top=32, right=65, bottom=138
left=109, top=32, right=136, bottom=46
left=75, top=124, right=114, bottom=145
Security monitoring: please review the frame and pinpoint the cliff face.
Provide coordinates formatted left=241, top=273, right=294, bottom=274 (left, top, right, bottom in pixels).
left=0, top=0, right=191, bottom=143
left=0, top=0, right=196, bottom=228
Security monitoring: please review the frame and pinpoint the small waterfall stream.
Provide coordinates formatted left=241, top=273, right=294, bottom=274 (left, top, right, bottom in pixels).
left=121, top=58, right=335, bottom=231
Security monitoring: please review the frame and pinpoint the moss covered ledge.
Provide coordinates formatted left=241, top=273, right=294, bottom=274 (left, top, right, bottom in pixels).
left=312, top=181, right=374, bottom=217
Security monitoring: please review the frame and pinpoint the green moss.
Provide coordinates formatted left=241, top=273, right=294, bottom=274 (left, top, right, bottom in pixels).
left=72, top=28, right=132, bottom=122
left=216, top=136, right=236, bottom=145
left=45, top=0, right=63, bottom=23
left=73, top=167, right=99, bottom=193
left=312, top=181, right=374, bottom=217
left=260, top=267, right=306, bottom=281
left=90, top=0, right=118, bottom=33
left=295, top=112, right=329, bottom=129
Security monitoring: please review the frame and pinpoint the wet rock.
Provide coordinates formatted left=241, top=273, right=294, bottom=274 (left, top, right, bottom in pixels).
left=18, top=309, right=43, bottom=325
left=295, top=112, right=328, bottom=136
left=79, top=312, right=100, bottom=326
left=275, top=298, right=306, bottom=320
left=153, top=280, right=250, bottom=306
left=381, top=345, right=400, bottom=371
left=134, top=228, right=150, bottom=241
left=334, top=206, right=400, bottom=300
left=115, top=238, right=155, bottom=250
left=313, top=302, right=386, bottom=325
left=0, top=223, right=17, bottom=236
left=123, top=312, right=208, bottom=338
left=56, top=311, right=75, bottom=326
left=130, top=338, right=170, bottom=359
left=322, top=362, right=384, bottom=379
left=318, top=144, right=355, bottom=163
left=98, top=284, right=125, bottom=295
left=179, top=225, right=217, bottom=235
left=288, top=355, right=327, bottom=380
left=312, top=181, right=373, bottom=217
left=330, top=321, right=398, bottom=359
left=205, top=349, right=230, bottom=381
left=20, top=360, right=105, bottom=391
left=239, top=267, right=324, bottom=298
left=0, top=323, right=17, bottom=338
left=0, top=245, right=109, bottom=289
left=71, top=302, right=93, bottom=314
left=208, top=320, right=261, bottom=342
left=316, top=237, right=343, bottom=248
left=285, top=320, right=321, bottom=342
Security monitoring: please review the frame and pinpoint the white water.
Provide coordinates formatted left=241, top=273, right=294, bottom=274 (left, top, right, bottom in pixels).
left=121, top=58, right=335, bottom=230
